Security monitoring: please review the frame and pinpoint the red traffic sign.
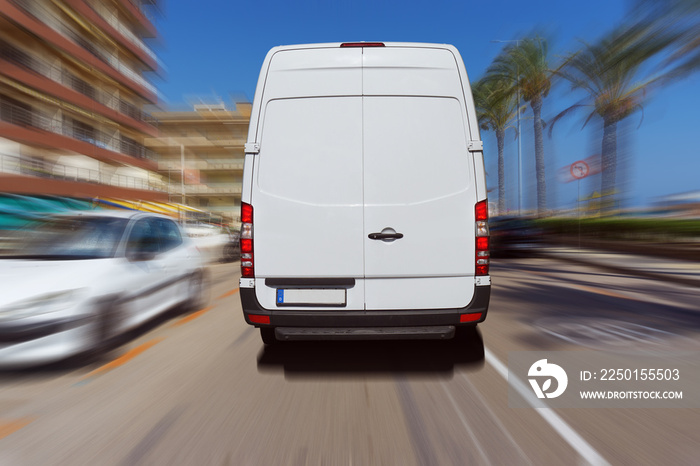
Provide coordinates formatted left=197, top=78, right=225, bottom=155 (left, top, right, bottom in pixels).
left=570, top=161, right=590, bottom=179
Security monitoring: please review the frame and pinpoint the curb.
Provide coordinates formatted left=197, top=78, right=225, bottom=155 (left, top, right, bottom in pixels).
left=546, top=252, right=700, bottom=289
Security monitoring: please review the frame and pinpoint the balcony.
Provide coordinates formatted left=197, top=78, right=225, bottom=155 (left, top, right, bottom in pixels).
left=0, top=40, right=157, bottom=124
left=157, top=160, right=244, bottom=171
left=0, top=152, right=166, bottom=192
left=91, top=3, right=158, bottom=63
left=11, top=0, right=158, bottom=96
left=0, top=95, right=157, bottom=161
left=168, top=183, right=243, bottom=195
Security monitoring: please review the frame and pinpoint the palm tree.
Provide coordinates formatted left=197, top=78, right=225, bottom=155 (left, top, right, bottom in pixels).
left=473, top=76, right=519, bottom=215
left=489, top=37, right=552, bottom=216
left=630, top=0, right=700, bottom=77
left=551, top=23, right=677, bottom=210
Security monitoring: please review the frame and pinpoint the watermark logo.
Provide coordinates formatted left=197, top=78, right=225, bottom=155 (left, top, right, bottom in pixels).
left=528, top=359, right=568, bottom=399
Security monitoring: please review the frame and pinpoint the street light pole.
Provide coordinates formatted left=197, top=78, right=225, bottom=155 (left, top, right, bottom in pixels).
left=491, top=39, right=522, bottom=215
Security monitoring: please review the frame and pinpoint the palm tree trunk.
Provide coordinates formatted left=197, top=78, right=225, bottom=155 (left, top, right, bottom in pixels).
left=531, top=95, right=547, bottom=215
left=496, top=127, right=506, bottom=215
left=601, top=117, right=618, bottom=213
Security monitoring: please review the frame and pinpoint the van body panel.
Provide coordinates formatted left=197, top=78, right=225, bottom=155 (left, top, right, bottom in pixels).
left=252, top=47, right=363, bottom=141
left=362, top=47, right=466, bottom=101
left=263, top=47, right=362, bottom=99
left=364, top=276, right=475, bottom=310
left=362, top=96, right=475, bottom=309
left=253, top=97, right=365, bottom=310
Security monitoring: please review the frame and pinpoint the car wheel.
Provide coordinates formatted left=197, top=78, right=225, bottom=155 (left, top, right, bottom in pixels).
left=97, top=299, right=125, bottom=350
left=185, top=271, right=206, bottom=311
left=260, top=328, right=277, bottom=345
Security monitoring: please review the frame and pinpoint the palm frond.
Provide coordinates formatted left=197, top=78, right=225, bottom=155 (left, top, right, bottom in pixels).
left=547, top=103, right=590, bottom=137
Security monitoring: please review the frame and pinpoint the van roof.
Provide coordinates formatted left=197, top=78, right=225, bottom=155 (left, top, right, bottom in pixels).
left=248, top=42, right=478, bottom=145
left=267, top=42, right=457, bottom=51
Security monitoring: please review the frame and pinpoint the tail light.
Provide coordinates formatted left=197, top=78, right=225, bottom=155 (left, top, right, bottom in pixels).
left=475, top=200, right=489, bottom=276
left=240, top=202, right=254, bottom=277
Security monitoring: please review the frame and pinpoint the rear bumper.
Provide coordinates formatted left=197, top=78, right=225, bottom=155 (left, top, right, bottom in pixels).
left=240, top=285, right=490, bottom=328
left=275, top=326, right=456, bottom=341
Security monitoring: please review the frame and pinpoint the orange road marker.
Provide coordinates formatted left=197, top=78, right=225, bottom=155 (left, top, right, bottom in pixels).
left=82, top=338, right=164, bottom=380
left=217, top=288, right=240, bottom=300
left=171, top=306, right=214, bottom=327
left=0, top=418, right=33, bottom=440
left=571, top=284, right=642, bottom=302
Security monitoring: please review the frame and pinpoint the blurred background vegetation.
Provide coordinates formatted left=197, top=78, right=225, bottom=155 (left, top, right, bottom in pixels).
left=475, top=0, right=700, bottom=219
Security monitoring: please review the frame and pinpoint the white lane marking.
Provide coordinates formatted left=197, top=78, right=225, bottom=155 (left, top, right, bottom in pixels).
left=484, top=348, right=610, bottom=466
left=440, top=382, right=491, bottom=465
left=459, top=375, right=533, bottom=465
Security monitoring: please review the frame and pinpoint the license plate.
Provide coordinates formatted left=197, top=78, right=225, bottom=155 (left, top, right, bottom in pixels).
left=276, top=289, right=346, bottom=307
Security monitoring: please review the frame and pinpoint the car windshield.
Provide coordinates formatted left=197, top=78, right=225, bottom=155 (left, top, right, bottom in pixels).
left=0, top=215, right=129, bottom=260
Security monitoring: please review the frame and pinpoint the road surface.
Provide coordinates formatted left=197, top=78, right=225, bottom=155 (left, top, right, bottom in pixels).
left=1, top=257, right=698, bottom=465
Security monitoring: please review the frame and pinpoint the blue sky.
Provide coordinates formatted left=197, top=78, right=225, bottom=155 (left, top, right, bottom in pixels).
left=151, top=0, right=700, bottom=211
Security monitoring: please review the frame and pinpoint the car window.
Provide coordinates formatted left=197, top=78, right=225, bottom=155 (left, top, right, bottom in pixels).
left=126, top=218, right=159, bottom=257
left=0, top=216, right=128, bottom=260
left=155, top=218, right=183, bottom=252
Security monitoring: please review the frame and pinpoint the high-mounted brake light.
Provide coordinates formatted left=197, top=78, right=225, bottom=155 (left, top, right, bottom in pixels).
left=340, top=42, right=385, bottom=48
left=240, top=202, right=254, bottom=278
left=475, top=200, right=490, bottom=276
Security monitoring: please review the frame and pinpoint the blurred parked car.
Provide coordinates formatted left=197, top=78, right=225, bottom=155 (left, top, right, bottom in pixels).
left=489, top=216, right=545, bottom=258
left=185, top=223, right=239, bottom=263
left=0, top=211, right=205, bottom=368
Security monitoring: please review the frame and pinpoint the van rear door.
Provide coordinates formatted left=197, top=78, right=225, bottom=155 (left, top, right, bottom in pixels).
left=362, top=97, right=475, bottom=310
left=253, top=96, right=365, bottom=310
left=252, top=47, right=366, bottom=311
left=361, top=46, right=477, bottom=310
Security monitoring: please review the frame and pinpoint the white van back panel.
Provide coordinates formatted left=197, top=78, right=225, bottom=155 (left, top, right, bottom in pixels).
left=246, top=43, right=484, bottom=313
left=257, top=97, right=364, bottom=206
left=365, top=276, right=475, bottom=310
left=363, top=47, right=466, bottom=100
left=362, top=96, right=475, bottom=309
left=253, top=97, right=365, bottom=310
left=261, top=47, right=362, bottom=101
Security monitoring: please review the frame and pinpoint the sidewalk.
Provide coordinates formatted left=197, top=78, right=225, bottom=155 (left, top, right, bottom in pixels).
left=542, top=247, right=700, bottom=288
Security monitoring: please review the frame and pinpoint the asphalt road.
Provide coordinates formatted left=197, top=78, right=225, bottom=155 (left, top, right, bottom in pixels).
left=0, top=257, right=699, bottom=465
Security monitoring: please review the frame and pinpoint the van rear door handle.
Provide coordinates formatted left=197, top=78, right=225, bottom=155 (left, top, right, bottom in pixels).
left=368, top=232, right=404, bottom=240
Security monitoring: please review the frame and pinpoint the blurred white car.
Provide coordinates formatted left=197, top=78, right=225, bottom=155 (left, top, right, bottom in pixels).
left=184, top=223, right=236, bottom=263
left=0, top=211, right=205, bottom=368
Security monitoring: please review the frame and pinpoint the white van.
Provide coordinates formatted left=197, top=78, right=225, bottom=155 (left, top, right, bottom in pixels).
left=239, top=42, right=490, bottom=345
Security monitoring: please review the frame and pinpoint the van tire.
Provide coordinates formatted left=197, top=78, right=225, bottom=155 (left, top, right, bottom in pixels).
left=454, top=324, right=478, bottom=342
left=453, top=324, right=484, bottom=357
left=260, top=328, right=277, bottom=345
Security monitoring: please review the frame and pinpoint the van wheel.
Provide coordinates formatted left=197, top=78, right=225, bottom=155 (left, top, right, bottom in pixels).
left=453, top=324, right=484, bottom=360
left=454, top=324, right=478, bottom=343
left=260, top=328, right=277, bottom=345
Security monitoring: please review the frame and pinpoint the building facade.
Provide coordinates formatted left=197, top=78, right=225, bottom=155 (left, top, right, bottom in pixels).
left=0, top=0, right=165, bottom=201
left=146, top=102, right=250, bottom=227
